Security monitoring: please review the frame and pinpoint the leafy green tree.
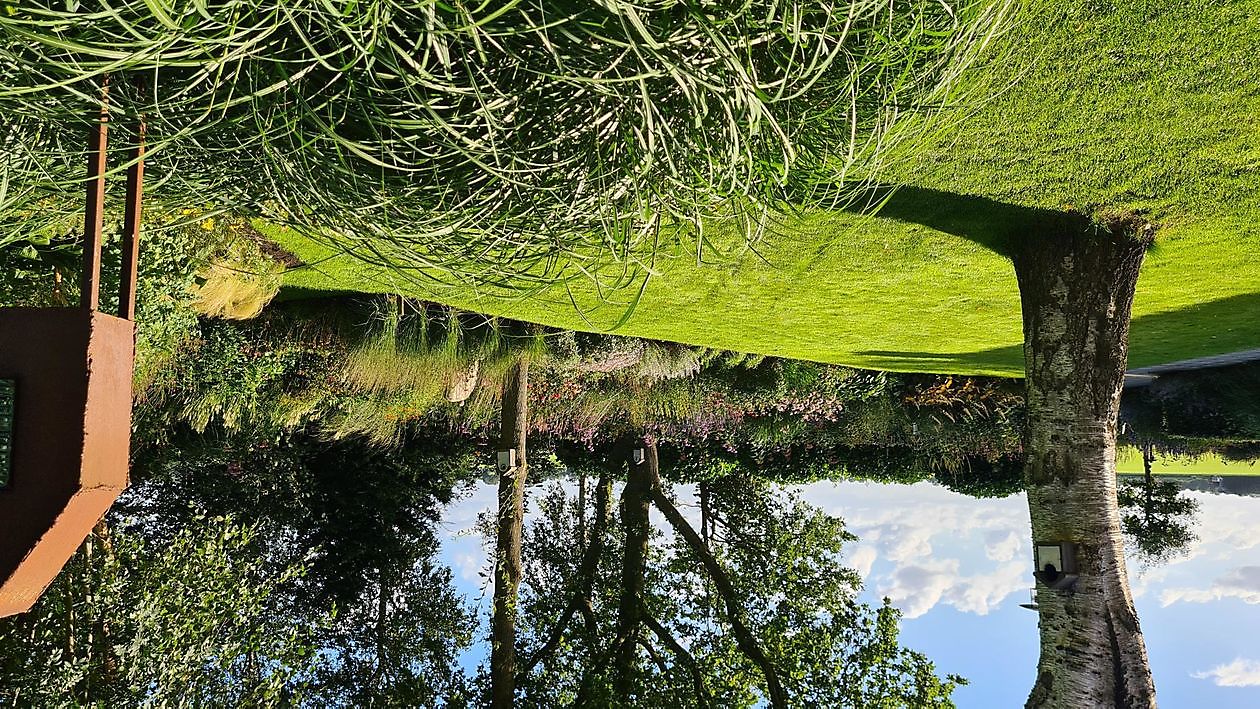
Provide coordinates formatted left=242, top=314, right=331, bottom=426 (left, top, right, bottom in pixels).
left=1117, top=445, right=1200, bottom=566
left=0, top=517, right=320, bottom=706
left=124, top=423, right=479, bottom=703
left=307, top=556, right=475, bottom=708
left=512, top=442, right=964, bottom=707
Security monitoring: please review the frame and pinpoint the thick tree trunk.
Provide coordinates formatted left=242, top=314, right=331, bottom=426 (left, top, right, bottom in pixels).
left=490, top=359, right=530, bottom=709
left=614, top=438, right=653, bottom=697
left=1014, top=216, right=1156, bottom=709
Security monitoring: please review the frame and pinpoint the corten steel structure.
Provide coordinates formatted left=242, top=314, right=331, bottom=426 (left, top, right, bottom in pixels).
left=0, top=88, right=145, bottom=618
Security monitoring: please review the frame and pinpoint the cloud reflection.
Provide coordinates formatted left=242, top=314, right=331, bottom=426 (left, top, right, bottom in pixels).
left=799, top=481, right=1260, bottom=622
left=1161, top=566, right=1260, bottom=607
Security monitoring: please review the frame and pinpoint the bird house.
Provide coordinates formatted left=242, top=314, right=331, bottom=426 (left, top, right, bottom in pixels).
left=631, top=448, right=646, bottom=466
left=497, top=449, right=517, bottom=473
left=1033, top=541, right=1079, bottom=592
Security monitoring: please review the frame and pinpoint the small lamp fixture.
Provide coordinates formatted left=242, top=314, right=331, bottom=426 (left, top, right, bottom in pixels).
left=1033, top=541, right=1079, bottom=592
left=496, top=449, right=517, bottom=474
left=631, top=448, right=646, bottom=466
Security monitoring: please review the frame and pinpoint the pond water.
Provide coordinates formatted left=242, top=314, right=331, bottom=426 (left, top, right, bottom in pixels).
left=440, top=476, right=1260, bottom=707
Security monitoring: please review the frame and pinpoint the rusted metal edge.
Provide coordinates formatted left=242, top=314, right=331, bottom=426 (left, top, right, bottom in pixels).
left=79, top=78, right=110, bottom=312
left=118, top=119, right=145, bottom=322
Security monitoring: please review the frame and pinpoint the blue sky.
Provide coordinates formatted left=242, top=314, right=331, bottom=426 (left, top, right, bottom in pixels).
left=437, top=477, right=1260, bottom=707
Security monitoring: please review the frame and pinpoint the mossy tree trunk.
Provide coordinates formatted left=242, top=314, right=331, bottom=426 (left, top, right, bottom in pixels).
left=1014, top=216, right=1156, bottom=709
left=490, top=359, right=530, bottom=709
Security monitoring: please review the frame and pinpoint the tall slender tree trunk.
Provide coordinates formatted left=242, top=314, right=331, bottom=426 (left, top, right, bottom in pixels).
left=490, top=359, right=530, bottom=709
left=578, top=469, right=588, bottom=547
left=614, top=438, right=653, bottom=697
left=700, top=481, right=711, bottom=548
left=1014, top=216, right=1156, bottom=708
left=373, top=564, right=389, bottom=691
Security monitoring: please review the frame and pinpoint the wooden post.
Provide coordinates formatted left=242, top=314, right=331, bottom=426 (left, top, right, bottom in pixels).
left=80, top=81, right=110, bottom=312
left=118, top=120, right=144, bottom=321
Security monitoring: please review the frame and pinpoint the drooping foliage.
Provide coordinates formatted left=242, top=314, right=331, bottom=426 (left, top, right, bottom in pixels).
left=0, top=0, right=1008, bottom=290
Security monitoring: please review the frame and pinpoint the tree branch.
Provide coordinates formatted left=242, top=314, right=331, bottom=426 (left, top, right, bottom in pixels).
left=645, top=441, right=787, bottom=709
left=521, top=469, right=612, bottom=675
left=643, top=611, right=711, bottom=708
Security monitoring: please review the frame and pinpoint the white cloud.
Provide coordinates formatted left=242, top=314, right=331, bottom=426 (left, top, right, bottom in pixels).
left=798, top=481, right=1032, bottom=618
left=1161, top=566, right=1260, bottom=607
left=454, top=550, right=488, bottom=583
left=878, top=559, right=957, bottom=618
left=1192, top=658, right=1260, bottom=687
left=985, top=530, right=1022, bottom=562
left=877, top=557, right=1028, bottom=619
left=847, top=545, right=878, bottom=580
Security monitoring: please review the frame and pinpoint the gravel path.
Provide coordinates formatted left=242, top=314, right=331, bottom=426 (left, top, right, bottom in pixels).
left=1124, top=348, right=1260, bottom=387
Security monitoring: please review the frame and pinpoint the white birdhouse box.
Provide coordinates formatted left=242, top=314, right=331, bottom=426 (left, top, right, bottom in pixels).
left=496, top=449, right=517, bottom=473
left=1034, top=541, right=1079, bottom=591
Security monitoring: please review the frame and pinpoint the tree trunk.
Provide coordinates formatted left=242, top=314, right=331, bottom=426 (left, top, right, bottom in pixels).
left=578, top=469, right=588, bottom=547
left=614, top=438, right=653, bottom=697
left=374, top=564, right=389, bottom=690
left=1142, top=443, right=1155, bottom=523
left=490, top=359, right=530, bottom=709
left=91, top=521, right=118, bottom=690
left=700, top=481, right=711, bottom=548
left=1014, top=216, right=1156, bottom=708
left=645, top=442, right=787, bottom=709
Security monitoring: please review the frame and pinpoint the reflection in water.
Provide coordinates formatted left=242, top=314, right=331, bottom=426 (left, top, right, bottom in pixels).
left=440, top=475, right=1260, bottom=708
left=787, top=480, right=1260, bottom=708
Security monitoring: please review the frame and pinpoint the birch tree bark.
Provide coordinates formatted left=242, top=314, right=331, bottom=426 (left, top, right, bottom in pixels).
left=490, top=359, right=530, bottom=708
left=1014, top=214, right=1156, bottom=708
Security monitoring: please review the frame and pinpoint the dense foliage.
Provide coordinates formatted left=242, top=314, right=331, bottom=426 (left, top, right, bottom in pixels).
left=515, top=470, right=965, bottom=706
left=0, top=517, right=321, bottom=705
left=0, top=0, right=1004, bottom=289
left=136, top=298, right=1027, bottom=484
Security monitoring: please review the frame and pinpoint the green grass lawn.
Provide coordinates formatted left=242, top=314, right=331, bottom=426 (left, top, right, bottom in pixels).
left=1116, top=446, right=1260, bottom=477
left=276, top=0, right=1260, bottom=377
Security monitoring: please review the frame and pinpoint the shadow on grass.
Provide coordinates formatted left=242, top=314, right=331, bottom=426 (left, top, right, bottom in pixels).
left=855, top=345, right=1024, bottom=376
left=841, top=185, right=1077, bottom=258
left=858, top=291, right=1260, bottom=376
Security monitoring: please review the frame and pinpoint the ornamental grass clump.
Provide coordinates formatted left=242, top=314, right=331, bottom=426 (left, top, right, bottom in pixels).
left=0, top=0, right=1009, bottom=292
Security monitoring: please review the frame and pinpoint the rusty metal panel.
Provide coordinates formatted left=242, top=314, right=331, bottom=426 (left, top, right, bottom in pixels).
left=80, top=89, right=110, bottom=313
left=0, top=309, right=134, bottom=618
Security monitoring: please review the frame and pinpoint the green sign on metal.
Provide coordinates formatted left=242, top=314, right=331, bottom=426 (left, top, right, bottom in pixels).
left=0, top=379, right=12, bottom=488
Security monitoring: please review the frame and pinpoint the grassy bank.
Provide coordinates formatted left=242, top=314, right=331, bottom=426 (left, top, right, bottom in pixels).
left=1116, top=447, right=1260, bottom=477
left=275, top=0, right=1260, bottom=377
